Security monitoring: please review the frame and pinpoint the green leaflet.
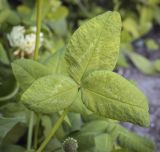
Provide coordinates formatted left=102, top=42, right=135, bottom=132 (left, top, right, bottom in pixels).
left=21, top=74, right=78, bottom=114
left=81, top=70, right=149, bottom=126
left=117, top=127, right=155, bottom=152
left=11, top=59, right=52, bottom=91
left=65, top=11, right=121, bottom=83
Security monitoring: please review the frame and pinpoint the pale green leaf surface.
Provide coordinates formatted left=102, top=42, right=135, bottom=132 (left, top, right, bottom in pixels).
left=11, top=59, right=52, bottom=91
left=65, top=11, right=121, bottom=83
left=21, top=75, right=78, bottom=113
left=81, top=70, right=149, bottom=126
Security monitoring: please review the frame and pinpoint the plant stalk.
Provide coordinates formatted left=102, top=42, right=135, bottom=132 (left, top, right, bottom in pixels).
left=27, top=0, right=43, bottom=150
left=36, top=109, right=68, bottom=152
left=34, top=0, right=43, bottom=60
left=27, top=111, right=34, bottom=150
left=34, top=113, right=41, bottom=149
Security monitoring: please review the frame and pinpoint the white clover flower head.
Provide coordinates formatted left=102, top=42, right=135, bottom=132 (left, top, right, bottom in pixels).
left=21, top=34, right=36, bottom=54
left=7, top=26, right=25, bottom=48
left=7, top=25, right=44, bottom=56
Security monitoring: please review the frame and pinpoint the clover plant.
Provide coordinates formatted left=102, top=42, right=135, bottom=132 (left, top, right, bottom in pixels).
left=11, top=4, right=153, bottom=152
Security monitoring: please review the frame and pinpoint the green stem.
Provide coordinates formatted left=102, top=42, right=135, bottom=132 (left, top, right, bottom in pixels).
left=34, top=0, right=43, bottom=60
left=36, top=109, right=68, bottom=152
left=27, top=111, right=34, bottom=150
left=34, top=113, right=41, bottom=149
left=27, top=0, right=43, bottom=149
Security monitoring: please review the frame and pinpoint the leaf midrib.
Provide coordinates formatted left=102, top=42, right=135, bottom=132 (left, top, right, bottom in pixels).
left=84, top=88, right=146, bottom=111
left=80, top=15, right=110, bottom=81
left=29, top=87, right=76, bottom=104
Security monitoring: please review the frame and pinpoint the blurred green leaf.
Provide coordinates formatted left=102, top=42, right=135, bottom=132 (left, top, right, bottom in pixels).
left=7, top=10, right=21, bottom=25
left=153, top=59, right=160, bottom=72
left=117, top=127, right=155, bottom=152
left=145, top=39, right=159, bottom=50
left=0, top=116, right=24, bottom=143
left=49, top=19, right=68, bottom=36
left=68, top=113, right=83, bottom=132
left=0, top=9, right=10, bottom=23
left=44, top=138, right=63, bottom=152
left=123, top=18, right=139, bottom=38
left=129, top=52, right=156, bottom=75
left=0, top=103, right=28, bottom=123
left=0, top=144, right=25, bottom=152
left=46, top=6, right=68, bottom=21
left=0, top=0, right=9, bottom=10
left=41, top=115, right=52, bottom=137
left=111, top=149, right=129, bottom=152
left=117, top=53, right=128, bottom=68
left=2, top=123, right=26, bottom=145
left=0, top=67, right=16, bottom=99
left=0, top=43, right=9, bottom=64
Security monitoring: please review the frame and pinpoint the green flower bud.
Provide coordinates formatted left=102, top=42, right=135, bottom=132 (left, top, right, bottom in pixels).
left=63, top=137, right=78, bottom=152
